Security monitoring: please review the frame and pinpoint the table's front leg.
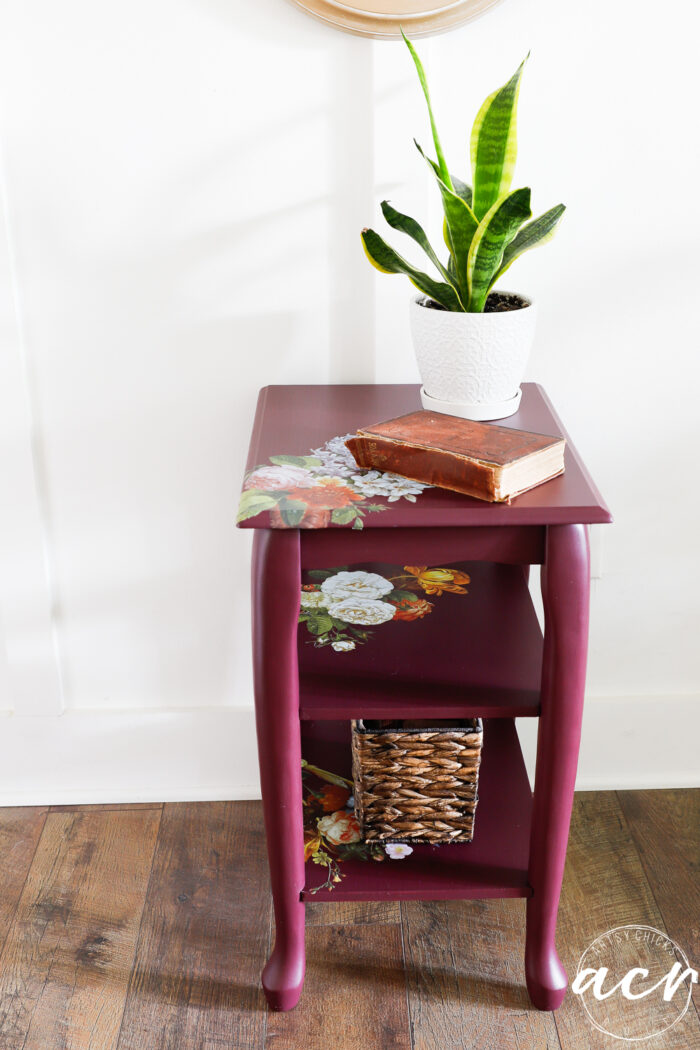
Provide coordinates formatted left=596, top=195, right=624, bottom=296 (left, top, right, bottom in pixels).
left=252, top=529, right=305, bottom=1011
left=526, top=523, right=590, bottom=1010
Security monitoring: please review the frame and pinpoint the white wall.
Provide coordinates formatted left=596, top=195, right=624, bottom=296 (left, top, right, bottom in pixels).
left=0, top=0, right=698, bottom=803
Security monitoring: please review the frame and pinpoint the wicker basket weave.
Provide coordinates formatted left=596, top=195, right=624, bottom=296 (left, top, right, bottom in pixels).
left=351, top=718, right=483, bottom=844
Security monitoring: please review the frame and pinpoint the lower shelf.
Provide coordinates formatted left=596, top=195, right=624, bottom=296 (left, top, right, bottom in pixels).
left=301, top=717, right=533, bottom=902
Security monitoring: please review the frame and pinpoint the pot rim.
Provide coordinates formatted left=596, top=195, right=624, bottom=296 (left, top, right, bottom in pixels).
left=411, top=290, right=534, bottom=314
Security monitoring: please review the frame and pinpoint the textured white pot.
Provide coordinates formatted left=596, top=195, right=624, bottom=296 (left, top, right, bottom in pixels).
left=409, top=293, right=537, bottom=420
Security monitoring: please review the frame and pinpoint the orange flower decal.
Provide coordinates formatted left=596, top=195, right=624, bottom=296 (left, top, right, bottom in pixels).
left=319, top=784, right=351, bottom=812
left=403, top=566, right=471, bottom=596
left=285, top=483, right=364, bottom=510
left=390, top=597, right=434, bottom=621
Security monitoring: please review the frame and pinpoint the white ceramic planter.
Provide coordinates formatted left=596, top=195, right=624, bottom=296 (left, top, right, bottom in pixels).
left=409, top=293, right=537, bottom=420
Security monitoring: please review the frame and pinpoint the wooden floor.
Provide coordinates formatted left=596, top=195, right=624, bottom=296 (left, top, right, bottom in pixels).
left=0, top=791, right=697, bottom=1050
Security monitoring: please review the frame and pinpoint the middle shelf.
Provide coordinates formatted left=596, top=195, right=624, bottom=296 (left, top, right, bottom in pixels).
left=299, top=560, right=543, bottom=720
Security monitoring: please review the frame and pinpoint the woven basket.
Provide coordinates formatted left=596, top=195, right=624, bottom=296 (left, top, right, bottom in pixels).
left=351, top=717, right=483, bottom=844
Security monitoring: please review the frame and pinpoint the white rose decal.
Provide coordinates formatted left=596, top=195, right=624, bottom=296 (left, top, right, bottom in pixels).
left=350, top=471, right=427, bottom=502
left=317, top=810, right=361, bottom=845
left=300, top=590, right=326, bottom=609
left=331, top=640, right=356, bottom=652
left=326, top=598, right=396, bottom=626
left=321, top=570, right=393, bottom=602
left=244, top=464, right=317, bottom=491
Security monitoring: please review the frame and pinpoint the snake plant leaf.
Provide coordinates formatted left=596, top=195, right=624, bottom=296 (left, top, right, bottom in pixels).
left=415, top=141, right=478, bottom=304
left=450, top=174, right=474, bottom=209
left=402, top=30, right=453, bottom=191
left=380, top=200, right=466, bottom=309
left=423, top=153, right=474, bottom=209
left=493, top=203, right=566, bottom=286
left=470, top=57, right=527, bottom=221
left=467, top=187, right=532, bottom=312
left=442, top=217, right=453, bottom=258
left=361, top=227, right=462, bottom=311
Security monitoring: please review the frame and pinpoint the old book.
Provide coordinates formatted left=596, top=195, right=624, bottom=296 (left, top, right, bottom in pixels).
left=345, top=409, right=565, bottom=503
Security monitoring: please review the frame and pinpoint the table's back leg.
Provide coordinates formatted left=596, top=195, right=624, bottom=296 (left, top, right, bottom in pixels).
left=526, top=523, right=590, bottom=1010
left=252, top=529, right=306, bottom=1011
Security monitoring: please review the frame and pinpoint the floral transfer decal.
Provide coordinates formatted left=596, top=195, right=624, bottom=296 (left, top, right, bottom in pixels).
left=237, top=433, right=430, bottom=529
left=302, top=760, right=413, bottom=892
left=300, top=565, right=471, bottom=651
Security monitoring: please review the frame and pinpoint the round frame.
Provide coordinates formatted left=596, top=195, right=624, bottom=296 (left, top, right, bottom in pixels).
left=289, top=0, right=504, bottom=38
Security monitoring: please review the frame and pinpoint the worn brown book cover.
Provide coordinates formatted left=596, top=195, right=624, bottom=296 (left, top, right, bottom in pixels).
left=345, top=410, right=565, bottom=503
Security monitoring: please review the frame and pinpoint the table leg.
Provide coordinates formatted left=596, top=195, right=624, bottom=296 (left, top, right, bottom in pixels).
left=252, top=529, right=305, bottom=1011
left=525, top=523, right=590, bottom=1010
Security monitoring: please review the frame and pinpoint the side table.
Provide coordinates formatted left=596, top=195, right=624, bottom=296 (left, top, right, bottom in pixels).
left=238, top=383, right=612, bottom=1012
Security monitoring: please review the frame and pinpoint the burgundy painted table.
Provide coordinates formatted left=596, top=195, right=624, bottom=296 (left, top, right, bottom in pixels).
left=238, top=382, right=611, bottom=1013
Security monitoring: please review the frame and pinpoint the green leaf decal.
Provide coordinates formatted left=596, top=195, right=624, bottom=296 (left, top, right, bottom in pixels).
left=470, top=57, right=527, bottom=220
left=331, top=507, right=358, bottom=525
left=402, top=30, right=453, bottom=190
left=277, top=497, right=307, bottom=527
left=388, top=588, right=420, bottom=603
left=493, top=203, right=566, bottom=286
left=307, top=614, right=333, bottom=636
left=236, top=489, right=278, bottom=523
left=361, top=228, right=462, bottom=310
left=269, top=454, right=322, bottom=468
left=301, top=759, right=353, bottom=787
left=467, top=188, right=532, bottom=312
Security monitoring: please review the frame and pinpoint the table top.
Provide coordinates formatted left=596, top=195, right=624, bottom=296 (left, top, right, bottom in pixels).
left=237, top=383, right=612, bottom=529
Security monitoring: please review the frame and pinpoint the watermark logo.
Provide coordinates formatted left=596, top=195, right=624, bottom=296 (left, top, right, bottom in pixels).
left=572, top=925, right=698, bottom=1042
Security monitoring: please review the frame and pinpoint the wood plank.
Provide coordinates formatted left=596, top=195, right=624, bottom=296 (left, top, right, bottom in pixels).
left=402, top=898, right=561, bottom=1050
left=554, top=791, right=700, bottom=1050
left=0, top=808, right=160, bottom=1050
left=116, top=800, right=271, bottom=1050
left=49, top=804, right=163, bottom=813
left=0, top=808, right=47, bottom=952
left=265, top=923, right=411, bottom=1050
left=617, top=789, right=700, bottom=976
left=305, top=900, right=400, bottom=927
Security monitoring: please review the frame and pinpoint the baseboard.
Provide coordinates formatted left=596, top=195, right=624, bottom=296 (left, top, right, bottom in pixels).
left=0, top=694, right=697, bottom=807
left=0, top=707, right=262, bottom=807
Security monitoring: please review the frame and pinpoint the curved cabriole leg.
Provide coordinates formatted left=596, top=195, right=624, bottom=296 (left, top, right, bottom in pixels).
left=252, top=529, right=306, bottom=1011
left=526, top=524, right=590, bottom=1011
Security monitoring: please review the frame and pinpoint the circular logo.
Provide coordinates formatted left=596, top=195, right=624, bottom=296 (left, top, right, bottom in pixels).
left=573, top=925, right=697, bottom=1042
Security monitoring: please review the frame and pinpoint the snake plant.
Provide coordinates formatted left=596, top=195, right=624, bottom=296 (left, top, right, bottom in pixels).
left=361, top=35, right=565, bottom=313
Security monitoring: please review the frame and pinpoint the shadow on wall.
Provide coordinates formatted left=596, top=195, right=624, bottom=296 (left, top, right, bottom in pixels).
left=191, top=0, right=378, bottom=383
left=4, top=0, right=382, bottom=718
